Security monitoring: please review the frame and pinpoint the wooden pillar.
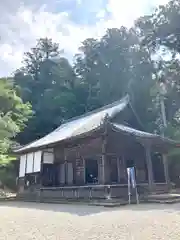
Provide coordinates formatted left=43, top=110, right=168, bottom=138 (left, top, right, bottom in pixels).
left=82, top=157, right=85, bottom=184
left=99, top=114, right=109, bottom=184
left=75, top=157, right=85, bottom=185
left=117, top=157, right=121, bottom=183
left=163, top=154, right=170, bottom=187
left=40, top=151, right=44, bottom=186
left=64, top=149, right=68, bottom=185
left=99, top=147, right=106, bottom=184
left=145, top=145, right=154, bottom=191
left=98, top=135, right=106, bottom=184
left=119, top=156, right=127, bottom=183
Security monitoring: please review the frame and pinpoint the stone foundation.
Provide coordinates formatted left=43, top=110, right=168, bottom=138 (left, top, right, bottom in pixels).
left=17, top=183, right=169, bottom=203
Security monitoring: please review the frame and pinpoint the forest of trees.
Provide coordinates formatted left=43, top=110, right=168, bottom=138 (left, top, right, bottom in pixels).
left=1, top=0, right=180, bottom=186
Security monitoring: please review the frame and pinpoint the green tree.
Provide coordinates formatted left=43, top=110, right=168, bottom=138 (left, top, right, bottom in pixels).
left=135, top=0, right=180, bottom=53
left=0, top=78, right=32, bottom=165
left=74, top=27, right=158, bottom=131
left=15, top=38, right=80, bottom=144
left=135, top=0, right=180, bottom=133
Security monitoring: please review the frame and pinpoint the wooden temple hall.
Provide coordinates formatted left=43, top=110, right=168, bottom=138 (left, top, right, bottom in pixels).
left=15, top=95, right=176, bottom=200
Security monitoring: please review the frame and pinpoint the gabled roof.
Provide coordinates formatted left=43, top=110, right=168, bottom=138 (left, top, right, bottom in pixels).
left=15, top=95, right=129, bottom=153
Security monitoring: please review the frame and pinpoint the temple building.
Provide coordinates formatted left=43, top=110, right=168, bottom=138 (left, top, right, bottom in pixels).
left=15, top=95, right=176, bottom=201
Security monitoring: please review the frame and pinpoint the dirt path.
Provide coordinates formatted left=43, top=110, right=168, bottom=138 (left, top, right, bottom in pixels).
left=0, top=202, right=180, bottom=239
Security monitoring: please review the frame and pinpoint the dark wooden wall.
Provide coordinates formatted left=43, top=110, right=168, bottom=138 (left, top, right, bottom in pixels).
left=106, top=130, right=148, bottom=183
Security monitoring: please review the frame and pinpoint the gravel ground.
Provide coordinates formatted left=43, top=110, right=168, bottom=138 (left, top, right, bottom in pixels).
left=0, top=202, right=180, bottom=240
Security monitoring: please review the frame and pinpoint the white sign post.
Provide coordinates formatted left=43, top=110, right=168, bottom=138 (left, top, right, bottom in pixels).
left=127, top=168, right=131, bottom=204
left=127, top=167, right=139, bottom=204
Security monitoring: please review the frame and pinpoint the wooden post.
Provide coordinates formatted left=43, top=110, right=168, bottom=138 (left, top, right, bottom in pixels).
left=145, top=145, right=154, bottom=192
left=162, top=154, right=170, bottom=188
left=117, top=157, right=121, bottom=183
left=100, top=114, right=109, bottom=184
left=101, top=154, right=106, bottom=184
left=98, top=141, right=106, bottom=184
left=75, top=157, right=85, bottom=185
left=40, top=151, right=44, bottom=187
left=82, top=157, right=85, bottom=184
left=64, top=149, right=68, bottom=185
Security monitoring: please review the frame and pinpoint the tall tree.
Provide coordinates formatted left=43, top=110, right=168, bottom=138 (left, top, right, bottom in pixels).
left=74, top=27, right=157, bottom=131
left=135, top=0, right=180, bottom=54
left=135, top=0, right=180, bottom=134
left=14, top=38, right=79, bottom=144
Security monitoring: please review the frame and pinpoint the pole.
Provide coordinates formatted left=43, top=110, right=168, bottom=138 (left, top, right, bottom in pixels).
left=127, top=168, right=131, bottom=204
left=159, top=86, right=170, bottom=188
left=160, top=95, right=167, bottom=136
left=135, top=186, right=139, bottom=204
left=159, top=82, right=167, bottom=135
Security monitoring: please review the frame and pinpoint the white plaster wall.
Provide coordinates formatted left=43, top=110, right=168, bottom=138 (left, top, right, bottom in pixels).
left=19, top=155, right=26, bottom=177
left=26, top=152, right=34, bottom=173
left=33, top=151, right=42, bottom=172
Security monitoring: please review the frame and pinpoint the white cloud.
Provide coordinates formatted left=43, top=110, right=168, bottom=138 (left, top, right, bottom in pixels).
left=103, top=0, right=170, bottom=28
left=0, top=0, right=170, bottom=76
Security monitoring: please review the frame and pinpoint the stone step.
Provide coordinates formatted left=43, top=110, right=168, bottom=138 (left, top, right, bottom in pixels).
left=143, top=193, right=180, bottom=204
left=145, top=198, right=180, bottom=204
left=16, top=195, right=141, bottom=207
left=16, top=191, right=180, bottom=206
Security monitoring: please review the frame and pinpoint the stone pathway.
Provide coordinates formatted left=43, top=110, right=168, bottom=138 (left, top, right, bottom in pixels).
left=0, top=201, right=180, bottom=239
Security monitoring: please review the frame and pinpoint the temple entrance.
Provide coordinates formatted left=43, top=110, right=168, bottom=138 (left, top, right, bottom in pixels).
left=109, top=158, right=118, bottom=183
left=41, top=163, right=59, bottom=187
left=67, top=162, right=74, bottom=184
left=41, top=164, right=54, bottom=186
left=126, top=159, right=135, bottom=168
left=152, top=153, right=165, bottom=183
left=85, top=159, right=98, bottom=184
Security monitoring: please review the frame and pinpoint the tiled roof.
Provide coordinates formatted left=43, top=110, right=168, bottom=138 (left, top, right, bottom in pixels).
left=111, top=123, right=175, bottom=145
left=15, top=95, right=129, bottom=153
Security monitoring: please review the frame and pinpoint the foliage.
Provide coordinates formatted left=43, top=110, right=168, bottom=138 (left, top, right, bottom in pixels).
left=13, top=31, right=161, bottom=146
left=0, top=78, right=32, bottom=165
left=14, top=38, right=81, bottom=144
left=134, top=0, right=180, bottom=184
left=0, top=163, right=18, bottom=191
left=135, top=0, right=180, bottom=54
left=2, top=1, right=180, bottom=185
left=74, top=28, right=160, bottom=132
left=135, top=0, right=180, bottom=137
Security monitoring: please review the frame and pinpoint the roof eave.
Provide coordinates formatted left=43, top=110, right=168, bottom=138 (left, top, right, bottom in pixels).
left=14, top=125, right=103, bottom=154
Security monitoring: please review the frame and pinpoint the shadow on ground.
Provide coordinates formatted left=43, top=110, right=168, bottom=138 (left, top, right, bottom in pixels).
left=1, top=201, right=180, bottom=216
left=0, top=201, right=114, bottom=216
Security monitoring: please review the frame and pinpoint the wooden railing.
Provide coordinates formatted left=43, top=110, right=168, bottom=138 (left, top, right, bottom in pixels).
left=17, top=183, right=168, bottom=202
left=39, top=183, right=151, bottom=201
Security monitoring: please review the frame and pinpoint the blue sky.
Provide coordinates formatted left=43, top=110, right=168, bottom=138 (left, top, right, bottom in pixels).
left=0, top=0, right=169, bottom=76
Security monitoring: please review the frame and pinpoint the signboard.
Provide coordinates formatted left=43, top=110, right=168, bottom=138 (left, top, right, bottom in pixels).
left=127, top=167, right=136, bottom=188
left=127, top=167, right=139, bottom=204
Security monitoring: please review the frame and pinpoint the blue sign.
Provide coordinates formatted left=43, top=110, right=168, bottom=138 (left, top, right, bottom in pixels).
left=127, top=167, right=136, bottom=189
left=130, top=167, right=136, bottom=188
left=127, top=167, right=139, bottom=204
